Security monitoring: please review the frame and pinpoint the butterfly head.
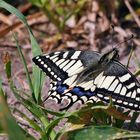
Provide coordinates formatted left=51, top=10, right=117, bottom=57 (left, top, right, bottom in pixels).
left=99, top=48, right=119, bottom=65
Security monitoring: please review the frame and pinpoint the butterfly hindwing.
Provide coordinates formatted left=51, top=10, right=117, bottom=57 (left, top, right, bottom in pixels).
left=47, top=81, right=100, bottom=110
left=45, top=81, right=61, bottom=104
left=92, top=61, right=140, bottom=111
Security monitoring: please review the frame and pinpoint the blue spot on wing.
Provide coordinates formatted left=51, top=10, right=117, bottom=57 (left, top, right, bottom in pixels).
left=56, top=82, right=68, bottom=94
left=71, top=87, right=80, bottom=93
left=55, top=82, right=95, bottom=97
left=71, top=87, right=95, bottom=97
left=57, top=85, right=67, bottom=93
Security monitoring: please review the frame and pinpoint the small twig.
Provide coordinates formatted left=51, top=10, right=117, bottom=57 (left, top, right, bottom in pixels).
left=134, top=69, right=140, bottom=77
left=0, top=12, right=44, bottom=38
left=0, top=13, right=12, bottom=25
left=18, top=3, right=32, bottom=13
left=124, top=0, right=140, bottom=27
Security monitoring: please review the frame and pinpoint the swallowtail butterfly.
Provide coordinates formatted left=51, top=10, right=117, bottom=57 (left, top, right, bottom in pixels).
left=32, top=48, right=140, bottom=111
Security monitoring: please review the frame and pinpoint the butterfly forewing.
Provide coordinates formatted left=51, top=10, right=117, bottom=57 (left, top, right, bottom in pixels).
left=32, top=50, right=101, bottom=82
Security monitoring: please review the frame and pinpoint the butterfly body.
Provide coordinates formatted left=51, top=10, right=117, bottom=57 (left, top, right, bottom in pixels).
left=32, top=48, right=140, bottom=111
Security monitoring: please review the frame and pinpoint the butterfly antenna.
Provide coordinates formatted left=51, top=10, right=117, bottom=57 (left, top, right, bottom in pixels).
left=114, top=34, right=134, bottom=48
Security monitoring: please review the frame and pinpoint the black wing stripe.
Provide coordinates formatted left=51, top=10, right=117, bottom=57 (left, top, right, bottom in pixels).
left=66, top=60, right=84, bottom=75
left=33, top=56, right=69, bottom=81
left=95, top=88, right=140, bottom=110
left=119, top=73, right=131, bottom=82
left=127, top=82, right=135, bottom=89
left=114, top=83, right=122, bottom=93
left=108, top=79, right=119, bottom=91
left=55, top=58, right=65, bottom=65
left=63, top=60, right=76, bottom=71
left=51, top=57, right=59, bottom=63
left=59, top=60, right=70, bottom=69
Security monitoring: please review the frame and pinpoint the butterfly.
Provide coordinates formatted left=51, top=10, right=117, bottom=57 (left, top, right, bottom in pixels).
left=32, top=48, right=140, bottom=111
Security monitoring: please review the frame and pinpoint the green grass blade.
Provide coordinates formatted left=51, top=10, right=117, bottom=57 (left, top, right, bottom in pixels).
left=15, top=109, right=44, bottom=134
left=129, top=112, right=139, bottom=130
left=21, top=99, right=56, bottom=140
left=0, top=0, right=44, bottom=102
left=9, top=80, right=56, bottom=140
left=46, top=118, right=61, bottom=139
left=13, top=33, right=34, bottom=95
left=38, top=105, right=65, bottom=117
left=0, top=80, right=27, bottom=140
left=2, top=52, right=11, bottom=81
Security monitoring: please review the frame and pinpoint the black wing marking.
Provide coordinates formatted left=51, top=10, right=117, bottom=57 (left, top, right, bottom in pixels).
left=59, top=86, right=100, bottom=111
left=93, top=61, right=140, bottom=111
left=32, top=50, right=101, bottom=82
left=46, top=81, right=100, bottom=110
left=45, top=81, right=62, bottom=104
